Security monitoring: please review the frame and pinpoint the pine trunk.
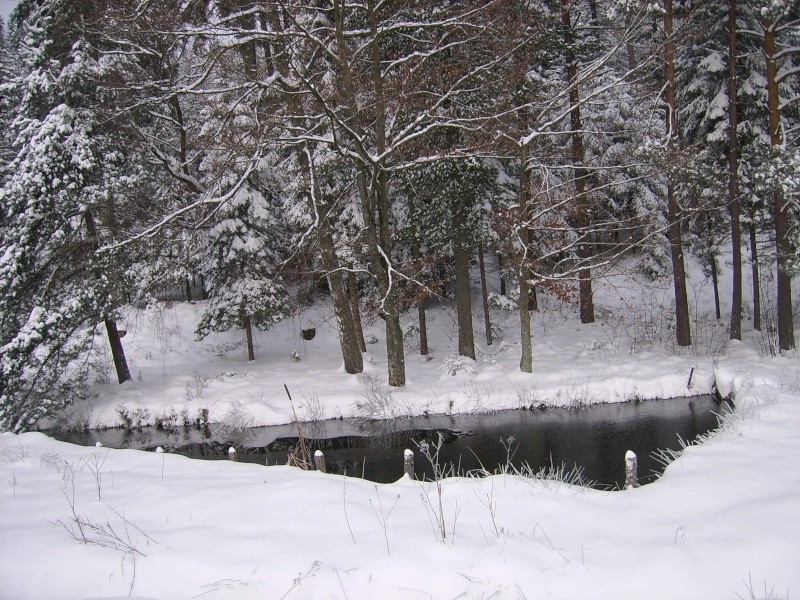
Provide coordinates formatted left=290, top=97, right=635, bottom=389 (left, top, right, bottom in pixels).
left=479, top=244, right=493, bottom=346
left=348, top=271, right=367, bottom=353
left=104, top=318, right=132, bottom=384
left=367, top=0, right=406, bottom=385
left=84, top=211, right=132, bottom=384
left=244, top=315, right=255, bottom=362
left=561, top=0, right=594, bottom=324
left=300, top=152, right=364, bottom=375
left=749, top=221, right=762, bottom=331
left=453, top=213, right=475, bottom=360
left=274, top=4, right=364, bottom=374
left=711, top=256, right=721, bottom=321
left=418, top=302, right=429, bottom=356
left=409, top=206, right=429, bottom=356
left=519, top=133, right=533, bottom=373
left=728, top=0, right=742, bottom=340
left=498, top=254, right=507, bottom=297
left=664, top=0, right=691, bottom=347
left=765, top=23, right=795, bottom=351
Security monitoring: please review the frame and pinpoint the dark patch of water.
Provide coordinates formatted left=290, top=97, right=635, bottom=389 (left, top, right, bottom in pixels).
left=52, top=395, right=724, bottom=488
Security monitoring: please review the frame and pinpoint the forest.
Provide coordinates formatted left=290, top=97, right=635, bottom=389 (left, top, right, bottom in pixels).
left=0, top=0, right=798, bottom=433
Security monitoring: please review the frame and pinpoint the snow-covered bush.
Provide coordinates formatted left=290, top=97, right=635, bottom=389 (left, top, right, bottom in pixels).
left=440, top=355, right=477, bottom=377
left=487, top=292, right=517, bottom=312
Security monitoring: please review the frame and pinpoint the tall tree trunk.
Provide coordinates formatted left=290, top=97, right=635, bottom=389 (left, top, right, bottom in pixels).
left=453, top=208, right=476, bottom=359
left=409, top=213, right=429, bottom=356
left=664, top=0, right=691, bottom=347
left=270, top=3, right=363, bottom=374
left=367, top=0, right=405, bottom=385
left=561, top=0, right=595, bottom=324
left=765, top=21, right=795, bottom=350
left=348, top=271, right=367, bottom=353
left=104, top=317, right=132, bottom=384
left=243, top=315, right=255, bottom=361
left=519, top=127, right=533, bottom=373
left=728, top=0, right=742, bottom=340
left=749, top=219, right=762, bottom=331
left=498, top=254, right=507, bottom=296
left=84, top=211, right=131, bottom=384
left=478, top=243, right=493, bottom=346
left=185, top=276, right=193, bottom=302
left=300, top=150, right=364, bottom=374
left=710, top=255, right=721, bottom=321
left=418, top=302, right=429, bottom=356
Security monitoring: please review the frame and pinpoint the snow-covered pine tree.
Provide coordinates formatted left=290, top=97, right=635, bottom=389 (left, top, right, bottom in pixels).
left=752, top=0, right=799, bottom=351
left=0, top=14, right=18, bottom=173
left=194, top=171, right=291, bottom=362
left=400, top=158, right=498, bottom=360
left=0, top=0, right=137, bottom=431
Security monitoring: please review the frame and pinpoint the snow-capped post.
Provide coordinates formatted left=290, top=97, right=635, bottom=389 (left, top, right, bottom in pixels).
left=404, top=449, right=414, bottom=479
left=687, top=365, right=695, bottom=389
left=228, top=447, right=238, bottom=462
left=156, top=446, right=165, bottom=479
left=625, top=451, right=639, bottom=489
left=314, top=450, right=327, bottom=473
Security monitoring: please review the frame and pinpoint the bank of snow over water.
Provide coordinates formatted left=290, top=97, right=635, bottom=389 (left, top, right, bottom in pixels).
left=1, top=369, right=799, bottom=599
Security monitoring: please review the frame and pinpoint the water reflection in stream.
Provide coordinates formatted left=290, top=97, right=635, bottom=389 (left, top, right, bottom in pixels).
left=53, top=395, right=725, bottom=488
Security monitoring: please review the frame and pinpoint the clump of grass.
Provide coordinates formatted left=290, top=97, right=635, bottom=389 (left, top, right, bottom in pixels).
left=353, top=373, right=412, bottom=421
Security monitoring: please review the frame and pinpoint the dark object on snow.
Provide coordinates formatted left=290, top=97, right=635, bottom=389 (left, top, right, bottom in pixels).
left=301, top=328, right=316, bottom=341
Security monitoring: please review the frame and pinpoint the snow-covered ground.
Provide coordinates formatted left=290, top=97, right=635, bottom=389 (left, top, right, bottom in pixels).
left=40, top=263, right=760, bottom=432
left=1, top=260, right=799, bottom=599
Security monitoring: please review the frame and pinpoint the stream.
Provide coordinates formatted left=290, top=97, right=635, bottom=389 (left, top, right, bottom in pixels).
left=52, top=395, right=726, bottom=488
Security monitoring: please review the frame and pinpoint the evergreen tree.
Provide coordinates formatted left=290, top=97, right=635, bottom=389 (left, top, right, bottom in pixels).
left=0, top=0, right=135, bottom=431
left=195, top=172, right=291, bottom=361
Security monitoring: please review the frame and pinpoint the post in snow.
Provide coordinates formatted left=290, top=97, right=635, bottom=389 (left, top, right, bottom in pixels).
left=404, top=448, right=414, bottom=479
left=314, top=450, right=327, bottom=473
left=625, top=450, right=639, bottom=489
left=228, top=447, right=238, bottom=462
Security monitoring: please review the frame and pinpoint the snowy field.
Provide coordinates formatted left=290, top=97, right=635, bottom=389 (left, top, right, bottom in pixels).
left=1, top=262, right=799, bottom=599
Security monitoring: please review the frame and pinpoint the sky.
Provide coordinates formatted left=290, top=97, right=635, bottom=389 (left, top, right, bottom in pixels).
left=1, top=0, right=17, bottom=25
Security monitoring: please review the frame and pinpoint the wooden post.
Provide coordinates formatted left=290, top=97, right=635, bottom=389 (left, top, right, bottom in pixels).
left=625, top=450, right=639, bottom=489
left=404, top=449, right=414, bottom=479
left=228, top=447, right=238, bottom=462
left=687, top=366, right=695, bottom=389
left=314, top=450, right=327, bottom=473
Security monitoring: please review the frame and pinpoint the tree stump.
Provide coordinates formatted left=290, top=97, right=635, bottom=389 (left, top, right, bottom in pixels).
left=301, top=328, right=316, bottom=341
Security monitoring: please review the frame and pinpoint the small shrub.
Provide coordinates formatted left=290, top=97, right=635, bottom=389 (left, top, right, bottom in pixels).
left=184, top=372, right=210, bottom=402
left=116, top=405, right=152, bottom=429
left=487, top=293, right=516, bottom=312
left=353, top=373, right=411, bottom=420
left=440, top=355, right=477, bottom=377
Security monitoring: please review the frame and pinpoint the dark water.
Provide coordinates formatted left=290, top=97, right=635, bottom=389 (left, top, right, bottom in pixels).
left=52, top=395, right=725, bottom=488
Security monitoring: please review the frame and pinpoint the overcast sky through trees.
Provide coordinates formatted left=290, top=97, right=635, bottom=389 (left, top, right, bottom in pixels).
left=0, top=0, right=16, bottom=24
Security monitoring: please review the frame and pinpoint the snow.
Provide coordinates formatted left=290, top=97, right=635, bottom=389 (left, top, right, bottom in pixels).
left=2, top=371, right=799, bottom=599
left=2, top=258, right=799, bottom=599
